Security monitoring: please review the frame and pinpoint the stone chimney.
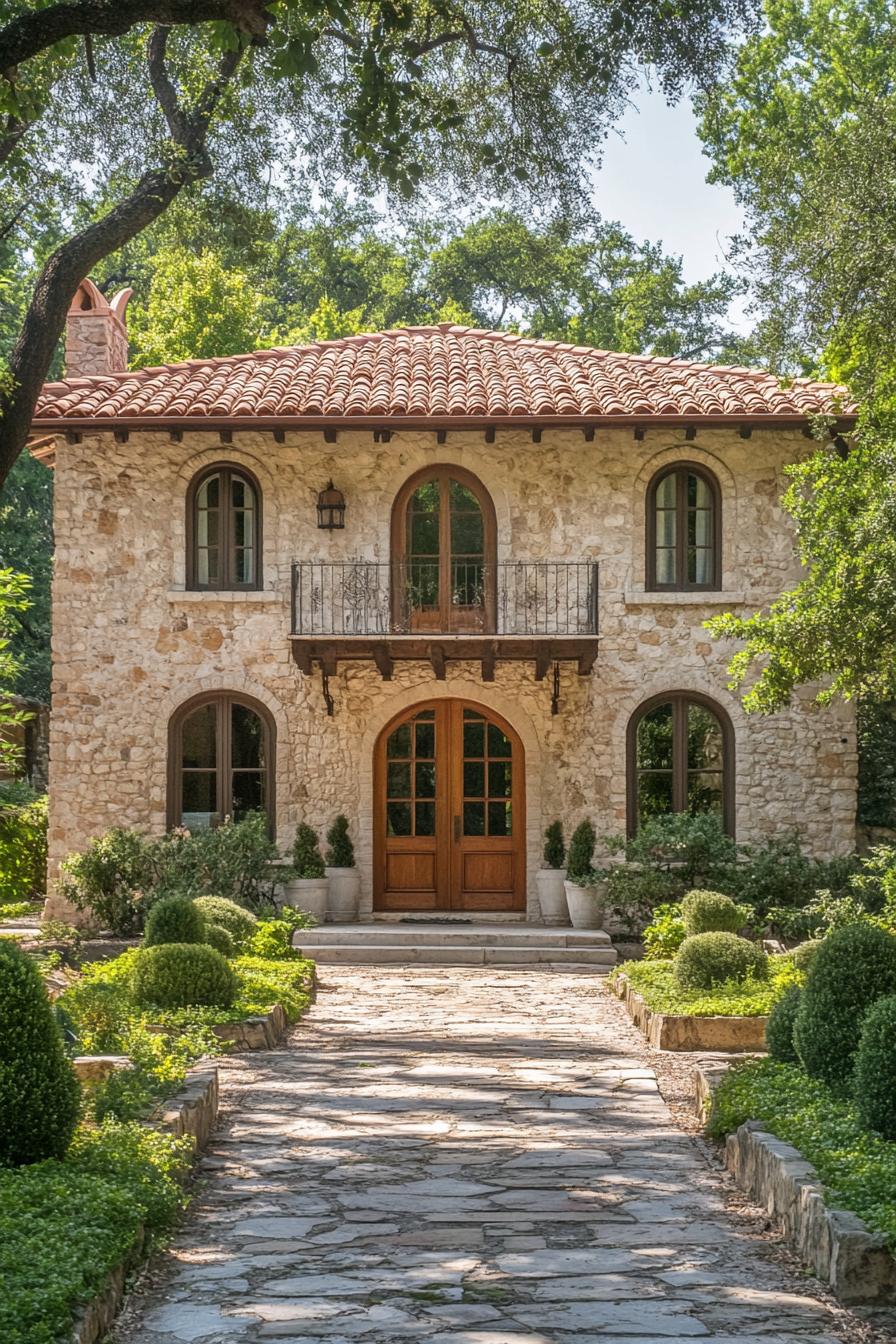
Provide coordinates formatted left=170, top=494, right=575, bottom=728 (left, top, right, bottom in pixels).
left=65, top=278, right=132, bottom=377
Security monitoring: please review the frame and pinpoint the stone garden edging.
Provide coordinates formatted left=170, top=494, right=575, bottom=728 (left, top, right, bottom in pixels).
left=210, top=1001, right=291, bottom=1050
left=610, top=972, right=768, bottom=1051
left=72, top=1065, right=219, bottom=1344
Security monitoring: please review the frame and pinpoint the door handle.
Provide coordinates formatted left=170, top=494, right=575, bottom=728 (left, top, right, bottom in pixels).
left=453, top=814, right=461, bottom=842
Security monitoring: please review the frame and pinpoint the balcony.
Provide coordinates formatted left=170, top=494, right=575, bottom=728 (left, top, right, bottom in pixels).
left=289, top=560, right=600, bottom=681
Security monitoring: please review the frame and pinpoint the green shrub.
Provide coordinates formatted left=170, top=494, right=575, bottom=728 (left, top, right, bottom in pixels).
left=853, top=995, right=896, bottom=1139
left=58, top=827, right=154, bottom=935
left=614, top=956, right=787, bottom=1017
left=0, top=940, right=80, bottom=1166
left=605, top=813, right=739, bottom=929
left=130, top=943, right=237, bottom=1010
left=0, top=782, right=47, bottom=903
left=681, top=888, right=749, bottom=936
left=791, top=938, right=822, bottom=972
left=192, top=896, right=257, bottom=949
left=248, top=919, right=299, bottom=960
left=567, top=819, right=596, bottom=882
left=642, top=902, right=687, bottom=959
left=731, top=831, right=858, bottom=925
left=150, top=813, right=280, bottom=909
left=766, top=984, right=802, bottom=1063
left=293, top=823, right=325, bottom=879
left=543, top=821, right=565, bottom=869
left=203, top=923, right=234, bottom=957
left=674, top=931, right=769, bottom=991
left=794, top=923, right=896, bottom=1091
left=325, top=815, right=355, bottom=868
left=143, top=895, right=206, bottom=948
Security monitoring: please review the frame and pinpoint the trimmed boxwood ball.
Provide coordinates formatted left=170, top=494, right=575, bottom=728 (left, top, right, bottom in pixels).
left=854, top=995, right=896, bottom=1139
left=192, top=896, right=257, bottom=949
left=681, top=889, right=746, bottom=936
left=203, top=922, right=234, bottom=957
left=794, top=923, right=896, bottom=1091
left=792, top=939, right=822, bottom=973
left=0, top=940, right=80, bottom=1165
left=130, top=943, right=237, bottom=1009
left=766, top=985, right=802, bottom=1063
left=674, top=931, right=769, bottom=990
left=144, top=894, right=206, bottom=947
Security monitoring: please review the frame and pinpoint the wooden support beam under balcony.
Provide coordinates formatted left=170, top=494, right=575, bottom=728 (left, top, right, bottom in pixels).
left=289, top=634, right=600, bottom=680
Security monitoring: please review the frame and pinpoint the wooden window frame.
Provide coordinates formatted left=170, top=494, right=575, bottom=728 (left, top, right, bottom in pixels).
left=186, top=462, right=263, bottom=592
left=626, top=690, right=734, bottom=837
left=167, top=690, right=276, bottom=832
left=646, top=462, right=721, bottom=592
left=390, top=465, right=498, bottom=632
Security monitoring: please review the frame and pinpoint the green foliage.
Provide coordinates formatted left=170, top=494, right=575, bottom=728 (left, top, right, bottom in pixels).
left=325, top=815, right=355, bottom=869
left=613, top=955, right=792, bottom=1018
left=607, top=813, right=739, bottom=924
left=681, top=888, right=750, bottom=936
left=794, top=923, right=896, bottom=1091
left=130, top=943, right=237, bottom=1010
left=542, top=821, right=566, bottom=869
left=0, top=568, right=33, bottom=777
left=257, top=903, right=316, bottom=931
left=674, top=931, right=768, bottom=991
left=248, top=919, right=300, bottom=960
left=0, top=452, right=53, bottom=702
left=857, top=699, right=896, bottom=827
left=566, top=819, right=597, bottom=882
left=143, top=896, right=206, bottom=948
left=766, top=984, right=802, bottom=1064
left=292, top=823, right=325, bottom=879
left=642, top=902, right=687, bottom=960
left=0, top=940, right=80, bottom=1166
left=707, top=1058, right=896, bottom=1250
left=731, top=832, right=858, bottom=926
left=202, top=923, right=234, bottom=957
left=0, top=1118, right=190, bottom=1344
left=854, top=995, right=896, bottom=1140
left=59, top=828, right=154, bottom=936
left=0, top=782, right=46, bottom=902
left=791, top=939, right=822, bottom=973
left=192, top=895, right=258, bottom=948
left=226, top=955, right=314, bottom=1021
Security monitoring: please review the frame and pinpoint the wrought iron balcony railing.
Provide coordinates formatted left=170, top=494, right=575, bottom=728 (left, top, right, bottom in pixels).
left=290, top=561, right=599, bottom=637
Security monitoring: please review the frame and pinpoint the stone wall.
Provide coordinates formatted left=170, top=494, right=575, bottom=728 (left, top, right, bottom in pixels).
left=45, top=426, right=857, bottom=919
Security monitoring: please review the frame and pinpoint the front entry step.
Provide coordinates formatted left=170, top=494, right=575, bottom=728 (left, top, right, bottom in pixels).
left=292, top=923, right=618, bottom=969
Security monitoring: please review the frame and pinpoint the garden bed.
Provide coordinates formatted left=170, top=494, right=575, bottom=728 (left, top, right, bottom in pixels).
left=609, top=965, right=771, bottom=1051
left=706, top=1059, right=896, bottom=1304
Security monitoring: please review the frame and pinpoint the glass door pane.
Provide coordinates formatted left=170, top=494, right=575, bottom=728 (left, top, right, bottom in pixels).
left=385, top=709, right=437, bottom=836
left=405, top=482, right=440, bottom=626
left=449, top=480, right=485, bottom=627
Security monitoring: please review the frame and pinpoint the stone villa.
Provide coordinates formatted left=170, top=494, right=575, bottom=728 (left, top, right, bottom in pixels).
left=33, top=280, right=857, bottom=924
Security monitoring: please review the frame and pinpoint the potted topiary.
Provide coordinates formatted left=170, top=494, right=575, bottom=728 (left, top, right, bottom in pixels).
left=283, top=823, right=328, bottom=921
left=563, top=819, right=610, bottom=929
left=325, top=815, right=360, bottom=923
left=536, top=821, right=569, bottom=925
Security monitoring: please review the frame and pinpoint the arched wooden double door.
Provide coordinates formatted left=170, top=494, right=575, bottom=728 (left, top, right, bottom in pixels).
left=374, top=699, right=525, bottom=912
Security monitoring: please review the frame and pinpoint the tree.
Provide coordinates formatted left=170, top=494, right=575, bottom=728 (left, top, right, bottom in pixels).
left=0, top=0, right=754, bottom=488
left=0, top=567, right=32, bottom=773
left=0, top=451, right=52, bottom=701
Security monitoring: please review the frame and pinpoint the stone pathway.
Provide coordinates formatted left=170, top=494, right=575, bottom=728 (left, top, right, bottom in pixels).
left=114, top=967, right=846, bottom=1344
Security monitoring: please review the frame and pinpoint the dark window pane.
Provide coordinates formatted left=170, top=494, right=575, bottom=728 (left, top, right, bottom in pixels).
left=637, top=703, right=673, bottom=770
left=415, top=802, right=436, bottom=835
left=450, top=480, right=479, bottom=509
left=687, top=703, right=724, bottom=770
left=231, top=704, right=264, bottom=768
left=411, top=480, right=440, bottom=513
left=387, top=801, right=412, bottom=836
left=488, top=801, right=512, bottom=836
left=409, top=511, right=439, bottom=556
left=387, top=723, right=412, bottom=758
left=387, top=762, right=412, bottom=798
left=451, top=505, right=484, bottom=556
left=415, top=719, right=435, bottom=758
left=487, top=723, right=512, bottom=758
left=489, top=761, right=513, bottom=797
left=452, top=561, right=484, bottom=608
left=182, top=770, right=217, bottom=827
left=463, top=801, right=485, bottom=835
left=406, top=560, right=439, bottom=610
left=463, top=719, right=484, bottom=757
left=638, top=772, right=674, bottom=824
left=688, top=771, right=724, bottom=817
left=415, top=761, right=436, bottom=798
left=182, top=704, right=217, bottom=768
left=232, top=771, right=264, bottom=821
left=464, top=761, right=485, bottom=797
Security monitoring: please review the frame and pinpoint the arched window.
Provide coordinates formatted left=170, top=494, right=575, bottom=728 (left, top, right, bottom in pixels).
left=646, top=463, right=720, bottom=591
left=187, top=464, right=261, bottom=591
left=391, top=466, right=497, bottom=632
left=167, top=691, right=275, bottom=831
left=627, top=692, right=733, bottom=835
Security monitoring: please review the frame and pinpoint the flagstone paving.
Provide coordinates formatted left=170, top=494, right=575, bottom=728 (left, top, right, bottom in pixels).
left=114, top=967, right=847, bottom=1344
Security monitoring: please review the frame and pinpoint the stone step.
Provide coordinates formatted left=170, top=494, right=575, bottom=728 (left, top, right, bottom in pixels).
left=295, top=922, right=613, bottom=949
left=294, top=943, right=617, bottom=968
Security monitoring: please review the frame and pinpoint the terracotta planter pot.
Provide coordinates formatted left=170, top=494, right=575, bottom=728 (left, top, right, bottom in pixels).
left=325, top=867, right=361, bottom=923
left=536, top=869, right=569, bottom=925
left=283, top=877, right=329, bottom=922
left=563, top=879, right=608, bottom=930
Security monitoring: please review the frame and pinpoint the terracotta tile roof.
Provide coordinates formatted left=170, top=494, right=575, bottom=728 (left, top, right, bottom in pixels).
left=33, top=324, right=855, bottom=426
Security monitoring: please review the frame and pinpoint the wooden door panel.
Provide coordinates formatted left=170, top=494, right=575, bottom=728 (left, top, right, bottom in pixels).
left=386, top=851, right=437, bottom=891
left=461, top=852, right=515, bottom=892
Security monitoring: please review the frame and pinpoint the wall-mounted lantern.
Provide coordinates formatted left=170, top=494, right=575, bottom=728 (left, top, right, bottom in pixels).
left=317, top=480, right=346, bottom=530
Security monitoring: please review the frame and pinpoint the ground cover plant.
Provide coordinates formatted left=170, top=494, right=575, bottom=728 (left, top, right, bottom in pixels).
left=708, top=1058, right=896, bottom=1251
left=0, top=780, right=47, bottom=904
left=610, top=955, right=797, bottom=1018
